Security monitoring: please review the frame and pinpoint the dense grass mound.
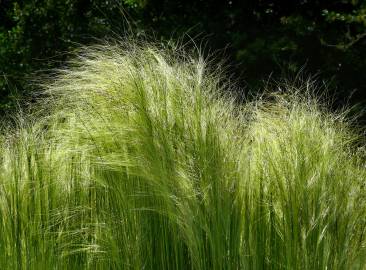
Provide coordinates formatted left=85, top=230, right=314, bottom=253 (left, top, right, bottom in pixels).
left=0, top=42, right=365, bottom=269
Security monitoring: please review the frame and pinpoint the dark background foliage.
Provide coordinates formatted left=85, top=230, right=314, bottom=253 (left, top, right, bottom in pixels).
left=1, top=0, right=365, bottom=121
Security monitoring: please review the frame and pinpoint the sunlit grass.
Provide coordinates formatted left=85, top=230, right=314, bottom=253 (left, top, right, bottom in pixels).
left=0, top=41, right=365, bottom=269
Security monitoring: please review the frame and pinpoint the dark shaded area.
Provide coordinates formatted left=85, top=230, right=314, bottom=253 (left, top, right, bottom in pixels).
left=1, top=0, right=365, bottom=122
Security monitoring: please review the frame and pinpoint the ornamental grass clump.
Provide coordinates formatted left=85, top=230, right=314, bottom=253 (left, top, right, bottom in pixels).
left=0, top=41, right=365, bottom=269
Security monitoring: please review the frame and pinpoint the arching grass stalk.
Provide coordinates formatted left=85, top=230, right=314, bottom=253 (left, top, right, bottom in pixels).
left=0, top=41, right=365, bottom=269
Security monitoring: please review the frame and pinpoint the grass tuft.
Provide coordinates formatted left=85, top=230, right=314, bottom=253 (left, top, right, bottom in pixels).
left=0, top=41, right=365, bottom=269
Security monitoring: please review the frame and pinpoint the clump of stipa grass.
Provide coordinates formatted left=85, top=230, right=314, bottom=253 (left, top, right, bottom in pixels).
left=0, top=40, right=365, bottom=269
